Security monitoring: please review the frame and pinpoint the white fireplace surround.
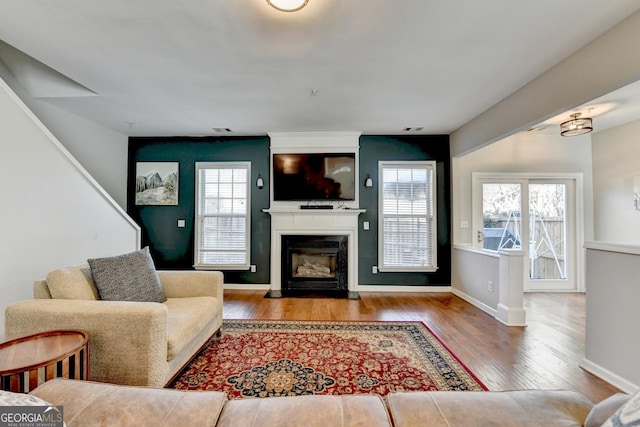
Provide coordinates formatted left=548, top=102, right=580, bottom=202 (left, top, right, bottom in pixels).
left=264, top=132, right=364, bottom=296
left=265, top=208, right=364, bottom=296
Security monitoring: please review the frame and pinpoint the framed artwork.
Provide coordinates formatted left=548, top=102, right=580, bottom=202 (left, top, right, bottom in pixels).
left=135, top=162, right=179, bottom=205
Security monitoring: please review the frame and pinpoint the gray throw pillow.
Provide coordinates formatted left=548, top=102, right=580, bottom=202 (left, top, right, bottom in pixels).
left=88, top=247, right=167, bottom=303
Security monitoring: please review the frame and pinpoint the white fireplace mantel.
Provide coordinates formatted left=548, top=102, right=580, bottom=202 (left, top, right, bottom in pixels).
left=263, top=208, right=365, bottom=297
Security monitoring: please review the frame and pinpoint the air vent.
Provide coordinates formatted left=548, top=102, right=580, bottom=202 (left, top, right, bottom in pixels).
left=403, top=127, right=424, bottom=132
left=212, top=128, right=233, bottom=133
left=526, top=126, right=546, bottom=133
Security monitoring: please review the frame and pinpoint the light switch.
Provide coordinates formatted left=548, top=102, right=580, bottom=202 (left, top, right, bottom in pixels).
left=177, top=219, right=186, bottom=228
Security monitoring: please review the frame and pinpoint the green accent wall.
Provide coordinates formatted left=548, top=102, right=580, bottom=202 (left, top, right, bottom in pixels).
left=127, top=134, right=450, bottom=286
left=127, top=136, right=271, bottom=284
left=358, top=135, right=451, bottom=286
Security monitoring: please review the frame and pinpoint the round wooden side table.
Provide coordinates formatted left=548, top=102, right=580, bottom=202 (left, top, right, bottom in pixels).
left=0, top=330, right=89, bottom=393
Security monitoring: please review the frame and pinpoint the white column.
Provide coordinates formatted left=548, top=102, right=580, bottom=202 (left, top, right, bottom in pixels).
left=496, top=249, right=527, bottom=326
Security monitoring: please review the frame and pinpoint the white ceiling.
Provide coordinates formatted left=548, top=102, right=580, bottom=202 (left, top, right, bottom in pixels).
left=528, top=78, right=640, bottom=136
left=0, top=0, right=639, bottom=137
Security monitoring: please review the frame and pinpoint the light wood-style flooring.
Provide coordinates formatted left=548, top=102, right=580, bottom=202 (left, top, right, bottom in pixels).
left=223, top=290, right=620, bottom=403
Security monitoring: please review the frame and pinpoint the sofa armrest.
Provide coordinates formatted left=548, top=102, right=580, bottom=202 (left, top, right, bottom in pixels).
left=5, top=299, right=169, bottom=387
left=32, top=379, right=227, bottom=427
left=158, top=271, right=223, bottom=318
left=158, top=270, right=223, bottom=298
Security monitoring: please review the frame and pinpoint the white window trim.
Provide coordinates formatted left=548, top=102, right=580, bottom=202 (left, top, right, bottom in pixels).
left=194, top=161, right=251, bottom=270
left=377, top=160, right=438, bottom=273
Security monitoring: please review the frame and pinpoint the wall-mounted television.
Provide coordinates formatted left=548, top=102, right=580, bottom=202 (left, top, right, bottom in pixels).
left=272, top=153, right=356, bottom=201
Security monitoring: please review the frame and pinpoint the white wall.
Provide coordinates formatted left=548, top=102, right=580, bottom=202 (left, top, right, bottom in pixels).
left=592, top=118, right=640, bottom=243
left=0, top=77, right=140, bottom=340
left=453, top=131, right=594, bottom=245
left=0, top=60, right=129, bottom=208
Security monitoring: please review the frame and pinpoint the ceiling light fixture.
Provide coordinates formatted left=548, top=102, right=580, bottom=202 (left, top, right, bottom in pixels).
left=267, top=0, right=309, bottom=12
left=560, top=113, right=593, bottom=137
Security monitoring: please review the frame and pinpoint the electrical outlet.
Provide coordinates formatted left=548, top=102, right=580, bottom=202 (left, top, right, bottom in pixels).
left=372, top=266, right=378, bottom=274
left=363, top=221, right=370, bottom=230
left=177, top=219, right=186, bottom=228
left=488, top=280, right=494, bottom=292
left=460, top=221, right=469, bottom=229
left=250, top=265, right=256, bottom=273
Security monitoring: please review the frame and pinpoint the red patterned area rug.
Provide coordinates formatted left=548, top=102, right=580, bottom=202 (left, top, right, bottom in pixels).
left=170, top=320, right=486, bottom=398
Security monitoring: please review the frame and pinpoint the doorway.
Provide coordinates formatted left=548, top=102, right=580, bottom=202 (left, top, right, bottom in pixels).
left=472, top=173, right=583, bottom=292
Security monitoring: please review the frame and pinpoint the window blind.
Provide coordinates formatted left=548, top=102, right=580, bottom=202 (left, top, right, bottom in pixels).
left=379, top=161, right=437, bottom=272
left=195, top=162, right=250, bottom=269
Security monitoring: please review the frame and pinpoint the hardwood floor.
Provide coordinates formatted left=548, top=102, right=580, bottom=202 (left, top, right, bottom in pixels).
left=223, top=290, right=621, bottom=403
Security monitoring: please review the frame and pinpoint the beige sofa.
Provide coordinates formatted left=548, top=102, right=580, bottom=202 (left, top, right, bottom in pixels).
left=27, top=379, right=630, bottom=427
left=4, top=265, right=223, bottom=388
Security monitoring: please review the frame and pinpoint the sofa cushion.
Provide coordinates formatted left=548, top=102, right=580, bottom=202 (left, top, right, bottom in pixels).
left=217, top=394, right=392, bottom=427
left=602, top=389, right=640, bottom=427
left=46, top=264, right=99, bottom=300
left=31, top=379, right=226, bottom=427
left=386, top=390, right=593, bottom=427
left=88, top=247, right=166, bottom=303
left=165, top=296, right=219, bottom=360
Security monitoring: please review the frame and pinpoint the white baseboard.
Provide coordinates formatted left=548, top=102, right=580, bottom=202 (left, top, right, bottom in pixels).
left=451, top=288, right=498, bottom=318
left=580, top=358, right=639, bottom=394
left=223, top=284, right=453, bottom=293
left=357, top=285, right=452, bottom=293
left=223, top=283, right=271, bottom=290
left=496, top=303, right=527, bottom=327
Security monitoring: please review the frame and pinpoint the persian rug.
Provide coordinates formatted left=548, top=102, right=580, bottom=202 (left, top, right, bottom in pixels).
left=170, top=320, right=486, bottom=398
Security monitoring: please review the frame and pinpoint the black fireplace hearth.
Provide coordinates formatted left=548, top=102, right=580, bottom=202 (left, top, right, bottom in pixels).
left=279, top=235, right=349, bottom=298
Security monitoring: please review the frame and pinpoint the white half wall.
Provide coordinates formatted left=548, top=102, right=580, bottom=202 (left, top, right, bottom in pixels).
left=0, top=76, right=140, bottom=340
left=583, top=244, right=640, bottom=393
left=592, top=118, right=640, bottom=243
left=451, top=246, right=499, bottom=317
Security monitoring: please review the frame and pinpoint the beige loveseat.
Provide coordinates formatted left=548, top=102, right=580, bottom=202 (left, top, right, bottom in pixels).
left=4, top=265, right=223, bottom=388
left=26, top=378, right=632, bottom=427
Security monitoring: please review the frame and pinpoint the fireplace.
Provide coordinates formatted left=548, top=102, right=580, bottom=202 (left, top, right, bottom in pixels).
left=281, top=235, right=348, bottom=296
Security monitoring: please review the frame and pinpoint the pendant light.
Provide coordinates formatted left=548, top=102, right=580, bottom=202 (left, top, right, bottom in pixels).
left=560, top=113, right=593, bottom=137
left=267, top=0, right=309, bottom=12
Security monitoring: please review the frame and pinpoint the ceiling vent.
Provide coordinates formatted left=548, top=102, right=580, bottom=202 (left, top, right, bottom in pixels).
left=212, top=128, right=233, bottom=133
left=403, top=127, right=424, bottom=132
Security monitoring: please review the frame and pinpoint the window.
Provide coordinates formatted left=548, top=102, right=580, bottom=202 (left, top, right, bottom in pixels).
left=378, top=161, right=437, bottom=272
left=195, top=162, right=250, bottom=270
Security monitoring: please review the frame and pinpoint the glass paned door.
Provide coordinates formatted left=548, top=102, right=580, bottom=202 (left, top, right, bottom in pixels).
left=474, top=175, right=578, bottom=292
left=526, top=179, right=575, bottom=291
left=482, top=183, right=523, bottom=251
left=528, top=183, right=566, bottom=280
